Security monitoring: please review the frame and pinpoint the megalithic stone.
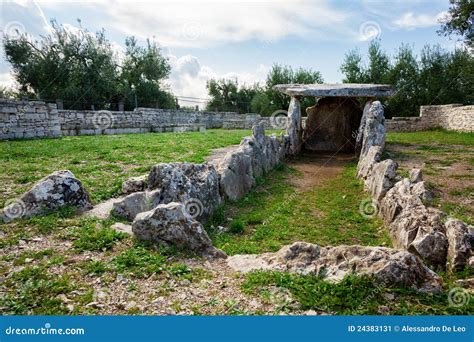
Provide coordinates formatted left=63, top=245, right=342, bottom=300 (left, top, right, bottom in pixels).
left=287, top=96, right=302, bottom=155
left=355, top=99, right=373, bottom=156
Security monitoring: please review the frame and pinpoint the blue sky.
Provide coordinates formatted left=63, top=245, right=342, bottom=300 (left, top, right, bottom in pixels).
left=0, top=0, right=461, bottom=106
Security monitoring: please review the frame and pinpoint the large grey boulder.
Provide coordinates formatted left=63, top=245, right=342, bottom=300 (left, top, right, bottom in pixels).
left=132, top=202, right=226, bottom=259
left=0, top=170, right=92, bottom=222
left=446, top=219, right=474, bottom=270
left=364, top=159, right=398, bottom=202
left=147, top=162, right=221, bottom=222
left=227, top=241, right=442, bottom=293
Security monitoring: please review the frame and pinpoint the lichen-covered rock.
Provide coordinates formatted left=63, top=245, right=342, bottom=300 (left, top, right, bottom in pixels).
left=409, top=168, right=423, bottom=183
left=147, top=162, right=221, bottom=222
left=132, top=202, right=226, bottom=259
left=364, top=159, right=398, bottom=201
left=356, top=145, right=382, bottom=179
left=359, top=101, right=385, bottom=158
left=0, top=170, right=91, bottom=222
left=379, top=179, right=422, bottom=223
left=287, top=96, right=302, bottom=155
left=227, top=242, right=442, bottom=293
left=379, top=178, right=449, bottom=266
left=412, top=181, right=433, bottom=202
left=446, top=219, right=474, bottom=270
left=216, top=123, right=288, bottom=201
left=215, top=146, right=255, bottom=201
left=112, top=192, right=149, bottom=221
left=122, top=175, right=147, bottom=194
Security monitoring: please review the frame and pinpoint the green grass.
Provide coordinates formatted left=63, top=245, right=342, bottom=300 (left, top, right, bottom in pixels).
left=72, top=218, right=127, bottom=252
left=0, top=129, right=260, bottom=204
left=0, top=265, right=74, bottom=315
left=208, top=163, right=390, bottom=255
left=1, top=128, right=472, bottom=315
left=242, top=271, right=473, bottom=315
left=112, top=244, right=202, bottom=281
left=387, top=129, right=474, bottom=146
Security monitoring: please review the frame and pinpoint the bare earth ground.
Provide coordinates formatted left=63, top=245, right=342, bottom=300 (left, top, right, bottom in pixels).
left=288, top=151, right=353, bottom=191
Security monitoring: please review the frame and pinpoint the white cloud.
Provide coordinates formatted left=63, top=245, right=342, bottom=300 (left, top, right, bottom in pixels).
left=168, top=54, right=268, bottom=108
left=95, top=0, right=348, bottom=48
left=392, top=11, right=447, bottom=30
left=0, top=72, right=17, bottom=89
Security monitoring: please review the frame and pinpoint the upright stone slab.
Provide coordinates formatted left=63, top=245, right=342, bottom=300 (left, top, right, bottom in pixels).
left=287, top=96, right=302, bottom=155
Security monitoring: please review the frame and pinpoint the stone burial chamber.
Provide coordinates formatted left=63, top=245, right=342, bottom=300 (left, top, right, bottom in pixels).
left=273, top=83, right=395, bottom=154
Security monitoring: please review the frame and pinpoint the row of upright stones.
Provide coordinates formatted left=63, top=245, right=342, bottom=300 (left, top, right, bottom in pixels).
left=356, top=100, right=473, bottom=272
left=0, top=123, right=290, bottom=259
left=115, top=123, right=291, bottom=257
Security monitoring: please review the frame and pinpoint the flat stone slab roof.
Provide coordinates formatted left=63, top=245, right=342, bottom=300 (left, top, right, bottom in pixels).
left=273, top=83, right=395, bottom=97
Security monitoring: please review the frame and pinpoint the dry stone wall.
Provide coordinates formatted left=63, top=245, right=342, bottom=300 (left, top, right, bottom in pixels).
left=386, top=104, right=473, bottom=132
left=0, top=99, right=280, bottom=140
left=0, top=99, right=61, bottom=139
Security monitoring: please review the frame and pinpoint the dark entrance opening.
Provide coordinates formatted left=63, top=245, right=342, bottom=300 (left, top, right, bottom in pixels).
left=302, top=97, right=363, bottom=153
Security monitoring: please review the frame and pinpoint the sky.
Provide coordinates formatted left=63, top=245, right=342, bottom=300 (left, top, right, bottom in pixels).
left=0, top=0, right=461, bottom=107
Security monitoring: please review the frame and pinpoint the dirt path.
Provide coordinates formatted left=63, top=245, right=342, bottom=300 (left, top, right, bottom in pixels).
left=288, top=151, right=355, bottom=191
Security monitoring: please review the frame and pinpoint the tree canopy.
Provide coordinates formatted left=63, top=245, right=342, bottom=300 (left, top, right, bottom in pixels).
left=339, top=39, right=473, bottom=117
left=3, top=20, right=176, bottom=110
left=206, top=64, right=323, bottom=115
left=438, top=0, right=474, bottom=50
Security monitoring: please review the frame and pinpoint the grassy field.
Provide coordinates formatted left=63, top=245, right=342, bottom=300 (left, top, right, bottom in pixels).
left=208, top=163, right=391, bottom=255
left=386, top=129, right=474, bottom=225
left=0, top=129, right=262, bottom=205
left=0, top=128, right=472, bottom=315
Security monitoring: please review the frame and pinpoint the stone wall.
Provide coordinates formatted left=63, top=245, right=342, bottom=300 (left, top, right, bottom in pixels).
left=386, top=104, right=473, bottom=132
left=0, top=99, right=61, bottom=139
left=0, top=99, right=281, bottom=140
